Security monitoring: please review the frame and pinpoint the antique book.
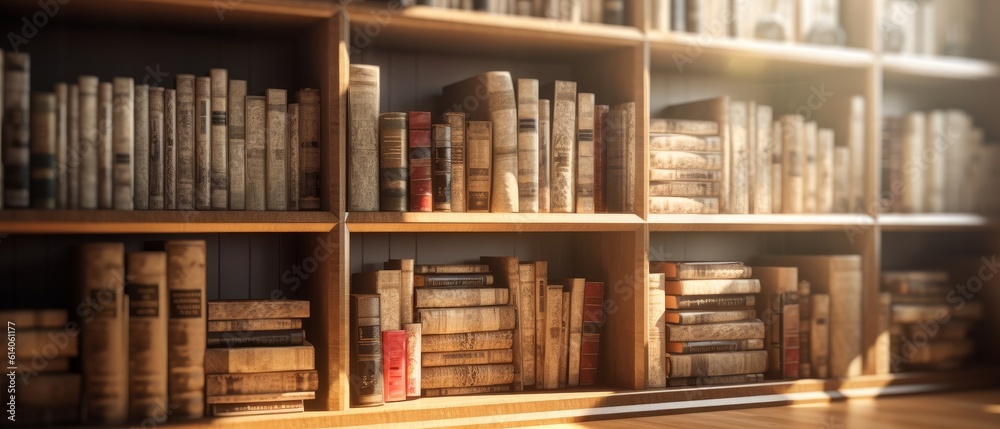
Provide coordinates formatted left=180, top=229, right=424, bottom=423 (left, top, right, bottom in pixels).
left=752, top=104, right=772, bottom=214
left=164, top=89, right=177, bottom=209
left=417, top=306, right=517, bottom=335
left=245, top=96, right=267, bottom=210
left=664, top=309, right=757, bottom=325
left=650, top=169, right=722, bottom=182
left=3, top=53, right=29, bottom=208
left=661, top=97, right=730, bottom=211
left=350, top=294, right=383, bottom=407
left=752, top=265, right=797, bottom=379
left=648, top=196, right=719, bottom=214
left=206, top=391, right=314, bottom=405
left=265, top=89, right=288, bottom=210
left=648, top=273, right=667, bottom=388
left=771, top=119, right=783, bottom=213
left=650, top=151, right=722, bottom=170
left=206, top=329, right=305, bottom=348
left=422, top=364, right=515, bottom=389
left=149, top=86, right=165, bottom=209
left=384, top=259, right=415, bottom=325
left=579, top=332, right=601, bottom=386
left=594, top=104, right=609, bottom=213
left=663, top=278, right=761, bottom=295
left=432, top=124, right=452, bottom=211
left=666, top=339, right=764, bottom=354
left=205, top=342, right=315, bottom=374
left=209, top=400, right=303, bottom=417
left=517, top=263, right=537, bottom=387
left=666, top=373, right=764, bottom=387
left=78, top=76, right=99, bottom=209
left=540, top=80, right=577, bottom=213
left=833, top=145, right=851, bottom=213
left=780, top=114, right=804, bottom=213
left=781, top=292, right=800, bottom=379
left=404, top=323, right=421, bottom=398
left=558, top=290, right=570, bottom=389
left=802, top=121, right=817, bottom=213
left=649, top=181, right=720, bottom=197
left=729, top=100, right=749, bottom=214
left=465, top=120, right=492, bottom=212
left=348, top=64, right=380, bottom=212
left=617, top=101, right=637, bottom=213
left=0, top=309, right=67, bottom=328
left=421, top=330, right=514, bottom=353
left=812, top=293, right=831, bottom=378
left=422, top=349, right=513, bottom=367
left=575, top=93, right=596, bottom=213
left=480, top=256, right=524, bottom=390
left=207, top=318, right=303, bottom=333
left=206, top=69, right=227, bottom=209
left=29, top=92, right=56, bottom=209
left=650, top=261, right=750, bottom=279
left=54, top=83, right=67, bottom=208
left=422, top=385, right=512, bottom=397
left=352, top=270, right=402, bottom=332
left=538, top=99, right=551, bottom=212
left=517, top=78, right=539, bottom=212
left=666, top=350, right=768, bottom=378
left=665, top=294, right=756, bottom=309
left=667, top=320, right=765, bottom=342
left=94, top=83, right=112, bottom=209
left=379, top=112, right=408, bottom=211
left=68, top=83, right=80, bottom=208
left=80, top=242, right=127, bottom=424
left=540, top=285, right=563, bottom=390
left=649, top=134, right=721, bottom=151
left=648, top=118, right=718, bottom=135
left=126, top=251, right=168, bottom=421
left=799, top=280, right=812, bottom=379
left=195, top=77, right=211, bottom=209
left=442, top=72, right=519, bottom=212
left=531, top=261, right=549, bottom=385
left=846, top=96, right=866, bottom=212
left=414, top=273, right=494, bottom=287
left=816, top=128, right=835, bottom=213
left=175, top=74, right=196, bottom=210
left=288, top=103, right=301, bottom=210
left=579, top=281, right=604, bottom=386
left=925, top=110, right=946, bottom=213
left=208, top=300, right=309, bottom=320
left=295, top=89, right=321, bottom=210
left=414, top=287, right=508, bottom=308
left=746, top=101, right=756, bottom=215
left=166, top=240, right=207, bottom=419
left=444, top=112, right=467, bottom=212
left=414, top=263, right=490, bottom=274
left=560, top=278, right=585, bottom=387
left=228, top=79, right=247, bottom=210
left=382, top=330, right=407, bottom=402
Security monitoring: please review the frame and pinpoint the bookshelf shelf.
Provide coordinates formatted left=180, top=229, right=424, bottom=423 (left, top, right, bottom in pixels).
left=345, top=212, right=645, bottom=233
left=647, top=214, right=874, bottom=232
left=882, top=54, right=1000, bottom=81
left=0, top=210, right=338, bottom=234
left=877, top=213, right=1000, bottom=232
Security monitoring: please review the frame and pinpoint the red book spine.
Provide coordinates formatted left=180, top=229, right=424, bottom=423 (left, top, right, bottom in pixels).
left=580, top=282, right=605, bottom=386
left=781, top=292, right=800, bottom=380
left=382, top=330, right=407, bottom=402
left=408, top=111, right=432, bottom=212
left=594, top=105, right=609, bottom=213
left=582, top=281, right=605, bottom=325
left=579, top=332, right=600, bottom=386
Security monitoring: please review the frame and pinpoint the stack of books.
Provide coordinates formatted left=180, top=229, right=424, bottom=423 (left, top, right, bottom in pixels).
left=205, top=300, right=316, bottom=416
left=647, top=118, right=722, bottom=214
left=648, top=261, right=766, bottom=387
left=3, top=309, right=81, bottom=425
left=884, top=271, right=983, bottom=372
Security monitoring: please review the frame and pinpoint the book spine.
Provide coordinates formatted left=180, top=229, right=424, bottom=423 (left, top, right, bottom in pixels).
left=816, top=128, right=834, bottom=213
left=3, top=53, right=29, bottom=208
left=512, top=265, right=534, bottom=387
left=288, top=103, right=300, bottom=210
left=575, top=93, right=596, bottom=213
left=416, top=306, right=516, bottom=335
left=465, top=120, right=492, bottom=212
left=517, top=78, right=539, bottom=213
left=833, top=146, right=851, bottom=213
left=421, top=364, right=515, bottom=389
left=648, top=196, right=719, bottom=214
left=650, top=168, right=721, bottom=182
left=770, top=119, right=783, bottom=213
left=594, top=104, right=608, bottom=213
left=780, top=115, right=804, bottom=213
left=648, top=181, right=720, bottom=197
left=668, top=308, right=756, bottom=324
left=781, top=292, right=800, bottom=379
left=408, top=111, right=432, bottom=212
left=729, top=100, right=749, bottom=214
left=55, top=83, right=68, bottom=208
left=126, top=251, right=168, bottom=421
left=649, top=134, right=720, bottom=151
left=245, top=96, right=267, bottom=210
left=378, top=112, right=408, bottom=211
left=414, top=273, right=493, bottom=287
left=538, top=99, right=551, bottom=212
left=421, top=330, right=514, bottom=353
left=207, top=318, right=303, bottom=333
left=849, top=96, right=866, bottom=212
left=149, top=87, right=165, bottom=209
left=208, top=69, right=228, bottom=210
left=414, top=287, right=508, bottom=308
left=799, top=290, right=812, bottom=379
left=81, top=243, right=127, bottom=424
left=579, top=331, right=600, bottom=386
left=648, top=274, right=666, bottom=388
left=404, top=323, right=421, bottom=398
left=650, top=151, right=723, bottom=169
left=265, top=89, right=288, bottom=210
left=621, top=102, right=636, bottom=213
left=663, top=279, right=762, bottom=295
left=348, top=65, right=380, bottom=212
left=194, top=78, right=211, bottom=209
left=68, top=83, right=80, bottom=209
left=667, top=373, right=764, bottom=387
left=752, top=104, right=772, bottom=214
left=422, top=385, right=512, bottom=397
left=94, top=83, right=113, bottom=209
left=382, top=330, right=407, bottom=402
left=550, top=81, right=577, bottom=213
left=164, top=89, right=177, bottom=209
left=812, top=293, right=830, bottom=378
left=206, top=391, right=314, bottom=405
left=166, top=240, right=207, bottom=418
left=29, top=92, right=57, bottom=209
left=667, top=320, right=765, bottom=342
left=480, top=256, right=524, bottom=391
left=671, top=294, right=756, bottom=309
left=558, top=290, right=570, bottom=388
left=876, top=292, right=891, bottom=374
left=533, top=261, right=549, bottom=385
left=422, top=349, right=513, bottom=367
left=667, top=350, right=768, bottom=378
left=444, top=112, right=466, bottom=212
left=413, top=264, right=491, bottom=274
left=210, top=400, right=303, bottom=416
left=432, top=124, right=452, bottom=211
left=226, top=80, right=246, bottom=210
left=206, top=371, right=318, bottom=396
left=207, top=300, right=310, bottom=320
left=541, top=285, right=563, bottom=390
left=486, top=72, right=519, bottom=213
left=204, top=343, right=315, bottom=374
left=205, top=330, right=305, bottom=348
left=350, top=295, right=384, bottom=407
left=670, top=339, right=764, bottom=354
left=295, top=88, right=321, bottom=210
left=78, top=76, right=99, bottom=209
left=175, top=75, right=196, bottom=210
left=802, top=121, right=817, bottom=213
left=384, top=259, right=415, bottom=325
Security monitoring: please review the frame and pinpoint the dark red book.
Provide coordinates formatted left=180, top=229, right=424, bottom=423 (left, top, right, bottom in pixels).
left=781, top=292, right=800, bottom=380
left=408, top=111, right=432, bottom=212
left=594, top=105, right=609, bottom=213
left=382, top=329, right=407, bottom=402
left=580, top=282, right=605, bottom=386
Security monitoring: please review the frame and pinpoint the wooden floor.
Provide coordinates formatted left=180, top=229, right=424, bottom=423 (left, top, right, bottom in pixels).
left=529, top=389, right=1000, bottom=429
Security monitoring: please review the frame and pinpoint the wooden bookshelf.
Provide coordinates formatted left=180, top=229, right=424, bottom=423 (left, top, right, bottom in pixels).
left=648, top=214, right=874, bottom=232
left=346, top=212, right=644, bottom=233
left=0, top=210, right=338, bottom=234
left=882, top=54, right=1000, bottom=81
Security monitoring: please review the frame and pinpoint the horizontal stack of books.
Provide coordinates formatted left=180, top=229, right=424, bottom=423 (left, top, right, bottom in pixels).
left=205, top=300, right=316, bottom=416
left=3, top=309, right=81, bottom=426
left=647, top=119, right=722, bottom=214
left=347, top=64, right=637, bottom=215
left=0, top=50, right=322, bottom=211
left=390, top=0, right=627, bottom=25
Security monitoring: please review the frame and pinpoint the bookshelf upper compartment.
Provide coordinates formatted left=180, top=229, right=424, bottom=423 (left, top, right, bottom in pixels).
left=345, top=212, right=644, bottom=233
left=0, top=210, right=338, bottom=234
left=882, top=54, right=1000, bottom=82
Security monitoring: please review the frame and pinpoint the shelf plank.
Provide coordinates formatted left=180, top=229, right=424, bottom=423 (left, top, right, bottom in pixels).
left=883, top=54, right=1000, bottom=81
left=345, top=212, right=645, bottom=233
left=877, top=213, right=999, bottom=231
left=648, top=214, right=875, bottom=232
left=0, top=210, right=338, bottom=234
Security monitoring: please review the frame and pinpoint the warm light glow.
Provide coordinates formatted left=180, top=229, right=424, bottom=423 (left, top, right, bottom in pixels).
left=983, top=404, right=1000, bottom=414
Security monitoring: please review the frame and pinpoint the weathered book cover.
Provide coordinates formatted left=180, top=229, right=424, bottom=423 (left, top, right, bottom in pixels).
left=559, top=290, right=570, bottom=389
left=421, top=330, right=514, bottom=353
left=667, top=320, right=765, bottom=342
left=575, top=93, right=596, bottom=213
left=94, top=83, right=112, bottom=209
left=799, top=280, right=812, bottom=379
left=266, top=89, right=288, bottom=210
left=533, top=261, right=549, bottom=385
left=195, top=77, right=211, bottom=210
left=648, top=196, right=719, bottom=214
left=666, top=350, right=768, bottom=378
left=753, top=104, right=772, bottom=214
left=444, top=112, right=467, bottom=212
left=351, top=270, right=402, bottom=332
left=208, top=299, right=309, bottom=320
left=666, top=373, right=764, bottom=387
left=618, top=102, right=637, bottom=213
left=517, top=263, right=537, bottom=387
left=540, top=285, right=563, bottom=390
left=206, top=329, right=305, bottom=348
left=205, top=371, right=318, bottom=396
left=666, top=339, right=764, bottom=354
left=80, top=242, right=127, bottom=424
left=126, top=251, right=168, bottom=421
left=594, top=104, right=609, bottom=213
left=663, top=278, right=761, bottom=295
left=207, top=318, right=303, bottom=333
left=349, top=294, right=383, bottom=407
left=729, top=100, right=749, bottom=214
left=228, top=79, right=247, bottom=210
left=480, top=256, right=523, bottom=390
left=379, top=112, right=408, bottom=212
left=3, top=53, right=29, bottom=208
left=661, top=97, right=730, bottom=211
left=205, top=342, right=315, bottom=374
left=209, top=400, right=303, bottom=417
left=432, top=124, right=452, bottom=211
left=421, top=364, right=515, bottom=389
left=68, top=84, right=79, bottom=208
left=164, top=89, right=177, bottom=209
left=780, top=114, right=804, bottom=213
left=752, top=265, right=797, bottom=379
left=650, top=151, right=723, bottom=170
left=648, top=273, right=667, bottom=388
left=79, top=76, right=99, bottom=209
left=414, top=273, right=494, bottom=287
left=801, top=121, right=817, bottom=213
left=649, top=134, right=722, bottom=151
left=288, top=103, right=300, bottom=210
left=245, top=96, right=267, bottom=210
left=29, top=92, right=56, bottom=209
left=465, top=120, right=492, bottom=212
left=414, top=263, right=490, bottom=274
left=648, top=181, right=720, bottom=197
left=663, top=309, right=757, bottom=324
left=650, top=261, right=750, bottom=279
left=648, top=118, right=718, bottom=135
left=404, top=323, right=421, bottom=398
left=408, top=112, right=432, bottom=212
left=415, top=287, right=508, bottom=308
left=422, top=385, right=512, bottom=397
left=925, top=110, right=946, bottom=213
left=348, top=64, right=380, bottom=212
left=812, top=293, right=831, bottom=378
left=382, top=330, right=407, bottom=402
left=55, top=82, right=68, bottom=208
left=517, top=78, right=539, bottom=213
left=384, top=259, right=415, bottom=324
left=175, top=74, right=196, bottom=210
left=771, top=119, right=784, bottom=213
left=540, top=80, right=577, bottom=213
left=579, top=331, right=601, bottom=386
left=207, top=68, right=228, bottom=210
left=166, top=240, right=207, bottom=418
left=416, top=306, right=516, bottom=335
left=665, top=294, right=756, bottom=309
left=781, top=292, right=800, bottom=379
left=558, top=278, right=584, bottom=387
left=206, top=391, right=314, bottom=405
left=538, top=99, right=551, bottom=212
left=295, top=89, right=321, bottom=210
left=816, top=128, right=834, bottom=213
left=650, top=169, right=722, bottom=182
left=422, top=349, right=513, bottom=367
left=149, top=86, right=165, bottom=209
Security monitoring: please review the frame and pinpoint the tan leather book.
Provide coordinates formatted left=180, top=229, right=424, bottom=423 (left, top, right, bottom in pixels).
left=295, top=88, right=321, bottom=210
left=148, top=86, right=165, bottom=209
left=175, top=74, right=196, bottom=209
left=348, top=64, right=380, bottom=212
left=421, top=364, right=515, bottom=389
left=207, top=299, right=309, bottom=320
left=265, top=88, right=288, bottom=210
left=80, top=242, right=126, bottom=424
left=205, top=342, right=315, bottom=374
left=421, top=330, right=514, bottom=353
left=228, top=79, right=247, bottom=210
left=195, top=77, right=211, bottom=209
left=166, top=240, right=207, bottom=418
left=78, top=76, right=99, bottom=209
left=126, top=251, right=168, bottom=420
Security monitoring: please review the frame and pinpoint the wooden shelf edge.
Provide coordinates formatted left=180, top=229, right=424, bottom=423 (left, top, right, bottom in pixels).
left=882, top=54, right=1000, bottom=81
left=648, top=214, right=875, bottom=232
left=345, top=212, right=645, bottom=233
left=0, top=210, right=338, bottom=234
left=649, top=32, right=875, bottom=70
left=877, top=213, right=1000, bottom=231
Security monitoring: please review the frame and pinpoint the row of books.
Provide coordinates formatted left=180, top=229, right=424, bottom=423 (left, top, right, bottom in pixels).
left=881, top=110, right=994, bottom=215
left=390, top=0, right=627, bottom=25
left=658, top=0, right=847, bottom=46
left=650, top=95, right=867, bottom=214
left=348, top=65, right=637, bottom=214
left=883, top=0, right=976, bottom=57
left=3, top=309, right=81, bottom=426
left=0, top=51, right=322, bottom=211
left=349, top=257, right=607, bottom=406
